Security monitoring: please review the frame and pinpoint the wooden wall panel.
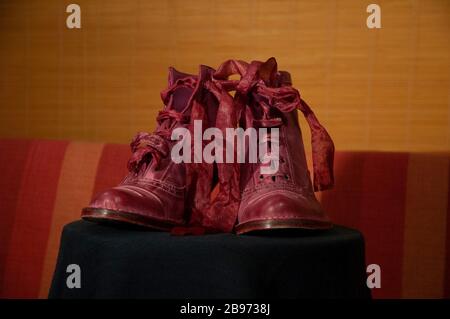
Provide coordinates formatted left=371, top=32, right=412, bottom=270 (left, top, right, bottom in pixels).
left=0, top=0, right=448, bottom=151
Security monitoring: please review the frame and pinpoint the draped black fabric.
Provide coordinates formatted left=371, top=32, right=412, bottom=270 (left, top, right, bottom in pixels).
left=49, top=221, right=370, bottom=299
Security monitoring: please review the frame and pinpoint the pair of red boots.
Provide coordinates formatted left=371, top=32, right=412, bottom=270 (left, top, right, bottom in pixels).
left=81, top=58, right=335, bottom=235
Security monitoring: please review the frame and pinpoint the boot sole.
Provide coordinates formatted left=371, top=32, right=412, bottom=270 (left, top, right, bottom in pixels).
left=81, top=207, right=178, bottom=231
left=235, top=218, right=333, bottom=235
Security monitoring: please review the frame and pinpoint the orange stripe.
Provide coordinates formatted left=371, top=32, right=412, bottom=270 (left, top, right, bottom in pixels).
left=38, top=142, right=104, bottom=298
left=402, top=153, right=449, bottom=298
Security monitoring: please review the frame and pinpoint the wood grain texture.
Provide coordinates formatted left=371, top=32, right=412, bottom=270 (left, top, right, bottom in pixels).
left=0, top=0, right=448, bottom=151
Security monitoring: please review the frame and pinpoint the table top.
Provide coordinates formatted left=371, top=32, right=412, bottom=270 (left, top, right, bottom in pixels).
left=50, top=220, right=369, bottom=298
left=64, top=219, right=363, bottom=250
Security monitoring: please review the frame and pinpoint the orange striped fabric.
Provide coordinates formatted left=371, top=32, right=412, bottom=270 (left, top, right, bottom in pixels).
left=0, top=139, right=449, bottom=298
left=38, top=142, right=104, bottom=298
left=1, top=140, right=68, bottom=298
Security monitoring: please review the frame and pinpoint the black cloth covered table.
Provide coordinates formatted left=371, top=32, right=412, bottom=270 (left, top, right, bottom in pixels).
left=49, top=220, right=370, bottom=298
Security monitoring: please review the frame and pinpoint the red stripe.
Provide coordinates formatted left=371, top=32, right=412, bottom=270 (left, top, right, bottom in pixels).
left=0, top=139, right=33, bottom=292
left=321, top=152, right=366, bottom=228
left=444, top=160, right=450, bottom=298
left=1, top=140, right=68, bottom=298
left=91, top=144, right=129, bottom=197
left=321, top=151, right=408, bottom=298
left=359, top=152, right=408, bottom=298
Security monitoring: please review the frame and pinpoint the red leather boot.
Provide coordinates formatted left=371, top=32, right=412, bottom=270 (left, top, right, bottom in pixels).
left=82, top=66, right=217, bottom=230
left=233, top=58, right=335, bottom=234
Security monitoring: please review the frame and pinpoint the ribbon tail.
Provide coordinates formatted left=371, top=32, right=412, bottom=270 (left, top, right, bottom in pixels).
left=203, top=88, right=240, bottom=233
left=182, top=75, right=240, bottom=233
left=299, top=99, right=335, bottom=191
left=204, top=160, right=240, bottom=233
left=184, top=99, right=214, bottom=231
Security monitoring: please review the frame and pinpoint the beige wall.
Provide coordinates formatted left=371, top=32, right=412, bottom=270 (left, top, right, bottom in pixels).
left=0, top=0, right=449, bottom=152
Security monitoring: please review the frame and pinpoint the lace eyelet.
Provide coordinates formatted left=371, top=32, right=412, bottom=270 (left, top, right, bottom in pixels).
left=284, top=174, right=289, bottom=180
left=271, top=176, right=276, bottom=182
